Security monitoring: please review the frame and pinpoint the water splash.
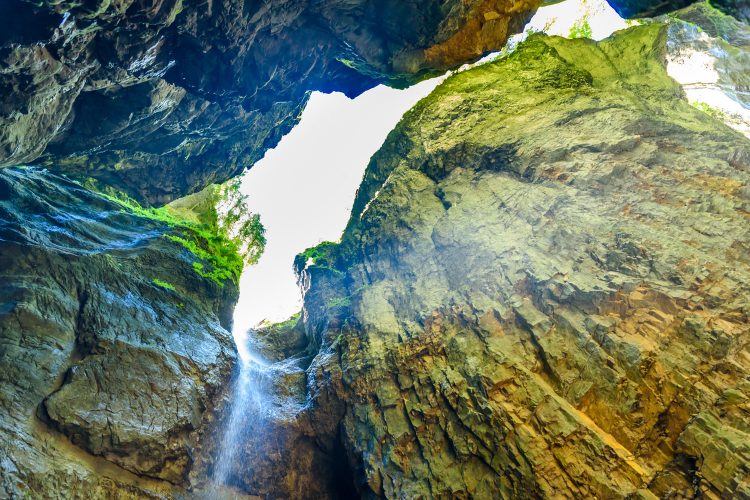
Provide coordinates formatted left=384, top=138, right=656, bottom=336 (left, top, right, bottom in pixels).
left=211, top=332, right=270, bottom=490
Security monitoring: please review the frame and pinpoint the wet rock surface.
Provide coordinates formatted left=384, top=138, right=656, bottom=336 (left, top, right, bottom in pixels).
left=0, top=0, right=542, bottom=204
left=294, top=13, right=750, bottom=499
left=0, top=168, right=237, bottom=497
left=191, top=314, right=351, bottom=500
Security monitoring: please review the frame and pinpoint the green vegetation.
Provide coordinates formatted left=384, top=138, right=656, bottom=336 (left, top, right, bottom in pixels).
left=275, top=311, right=301, bottom=329
left=152, top=278, right=176, bottom=291
left=217, top=179, right=266, bottom=266
left=294, top=241, right=342, bottom=274
left=568, top=17, right=593, bottom=39
left=692, top=100, right=729, bottom=120
left=98, top=182, right=265, bottom=287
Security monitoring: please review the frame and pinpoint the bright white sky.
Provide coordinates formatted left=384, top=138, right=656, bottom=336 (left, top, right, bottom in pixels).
left=231, top=0, right=630, bottom=333
left=232, top=78, right=444, bottom=332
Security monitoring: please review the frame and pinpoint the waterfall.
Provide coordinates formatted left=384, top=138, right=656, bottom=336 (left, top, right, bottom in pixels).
left=210, top=325, right=308, bottom=492
left=211, top=331, right=270, bottom=489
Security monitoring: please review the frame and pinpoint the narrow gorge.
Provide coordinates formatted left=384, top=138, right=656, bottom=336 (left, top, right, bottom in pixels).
left=0, top=0, right=749, bottom=499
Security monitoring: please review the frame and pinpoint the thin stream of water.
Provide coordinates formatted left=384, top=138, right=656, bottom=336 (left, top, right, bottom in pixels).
left=211, top=327, right=307, bottom=492
left=211, top=337, right=269, bottom=488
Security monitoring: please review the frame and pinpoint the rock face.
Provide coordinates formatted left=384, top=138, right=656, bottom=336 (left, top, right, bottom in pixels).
left=0, top=0, right=542, bottom=205
left=0, top=168, right=237, bottom=497
left=294, top=14, right=750, bottom=499
left=607, top=0, right=747, bottom=19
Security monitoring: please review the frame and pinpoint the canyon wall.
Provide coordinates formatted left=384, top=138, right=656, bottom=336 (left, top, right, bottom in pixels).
left=290, top=6, right=750, bottom=498
left=0, top=0, right=749, bottom=498
left=0, top=1, right=547, bottom=496
left=0, top=168, right=238, bottom=497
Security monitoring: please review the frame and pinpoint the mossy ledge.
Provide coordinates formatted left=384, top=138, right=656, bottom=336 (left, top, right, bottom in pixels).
left=95, top=183, right=265, bottom=287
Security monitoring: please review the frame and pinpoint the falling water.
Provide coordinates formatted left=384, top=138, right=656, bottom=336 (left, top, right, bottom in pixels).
left=210, top=330, right=269, bottom=489
left=210, top=325, right=308, bottom=492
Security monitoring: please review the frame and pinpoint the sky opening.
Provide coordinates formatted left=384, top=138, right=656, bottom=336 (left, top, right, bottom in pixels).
left=231, top=0, right=632, bottom=333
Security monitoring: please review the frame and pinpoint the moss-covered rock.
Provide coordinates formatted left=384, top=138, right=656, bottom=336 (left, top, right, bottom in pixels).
left=298, top=18, right=750, bottom=499
left=0, top=168, right=240, bottom=496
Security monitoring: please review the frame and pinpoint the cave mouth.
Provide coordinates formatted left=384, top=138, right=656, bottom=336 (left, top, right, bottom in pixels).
left=228, top=0, right=629, bottom=339
left=229, top=80, right=445, bottom=336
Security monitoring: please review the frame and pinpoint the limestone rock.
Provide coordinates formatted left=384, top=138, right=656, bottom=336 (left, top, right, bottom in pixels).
left=0, top=167, right=237, bottom=496
left=297, top=14, right=750, bottom=498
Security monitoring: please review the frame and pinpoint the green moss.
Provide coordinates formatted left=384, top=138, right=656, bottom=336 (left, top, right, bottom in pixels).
left=275, top=311, right=302, bottom=329
left=294, top=241, right=343, bottom=274
left=98, top=188, right=264, bottom=287
left=692, top=101, right=729, bottom=120
left=152, top=278, right=176, bottom=291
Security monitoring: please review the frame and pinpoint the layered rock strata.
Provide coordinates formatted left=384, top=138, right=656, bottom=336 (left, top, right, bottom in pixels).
left=293, top=14, right=750, bottom=499
left=0, top=168, right=237, bottom=497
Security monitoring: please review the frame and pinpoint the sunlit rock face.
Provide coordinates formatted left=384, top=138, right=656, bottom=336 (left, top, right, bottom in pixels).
left=0, top=168, right=237, bottom=497
left=297, top=16, right=750, bottom=499
left=0, top=0, right=542, bottom=205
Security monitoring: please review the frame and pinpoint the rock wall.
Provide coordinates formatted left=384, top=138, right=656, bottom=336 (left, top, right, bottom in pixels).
left=294, top=10, right=750, bottom=498
left=0, top=0, right=542, bottom=205
left=7, top=0, right=744, bottom=205
left=0, top=168, right=238, bottom=497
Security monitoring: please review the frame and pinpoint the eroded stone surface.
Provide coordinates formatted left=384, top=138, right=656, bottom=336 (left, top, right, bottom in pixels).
left=0, top=168, right=237, bottom=496
left=296, top=17, right=750, bottom=499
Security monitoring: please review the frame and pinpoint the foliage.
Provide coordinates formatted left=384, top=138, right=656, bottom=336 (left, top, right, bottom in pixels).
left=692, top=100, right=728, bottom=119
left=152, top=278, right=176, bottom=291
left=569, top=17, right=593, bottom=39
left=216, top=179, right=266, bottom=266
left=167, top=233, right=245, bottom=285
left=98, top=185, right=265, bottom=287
